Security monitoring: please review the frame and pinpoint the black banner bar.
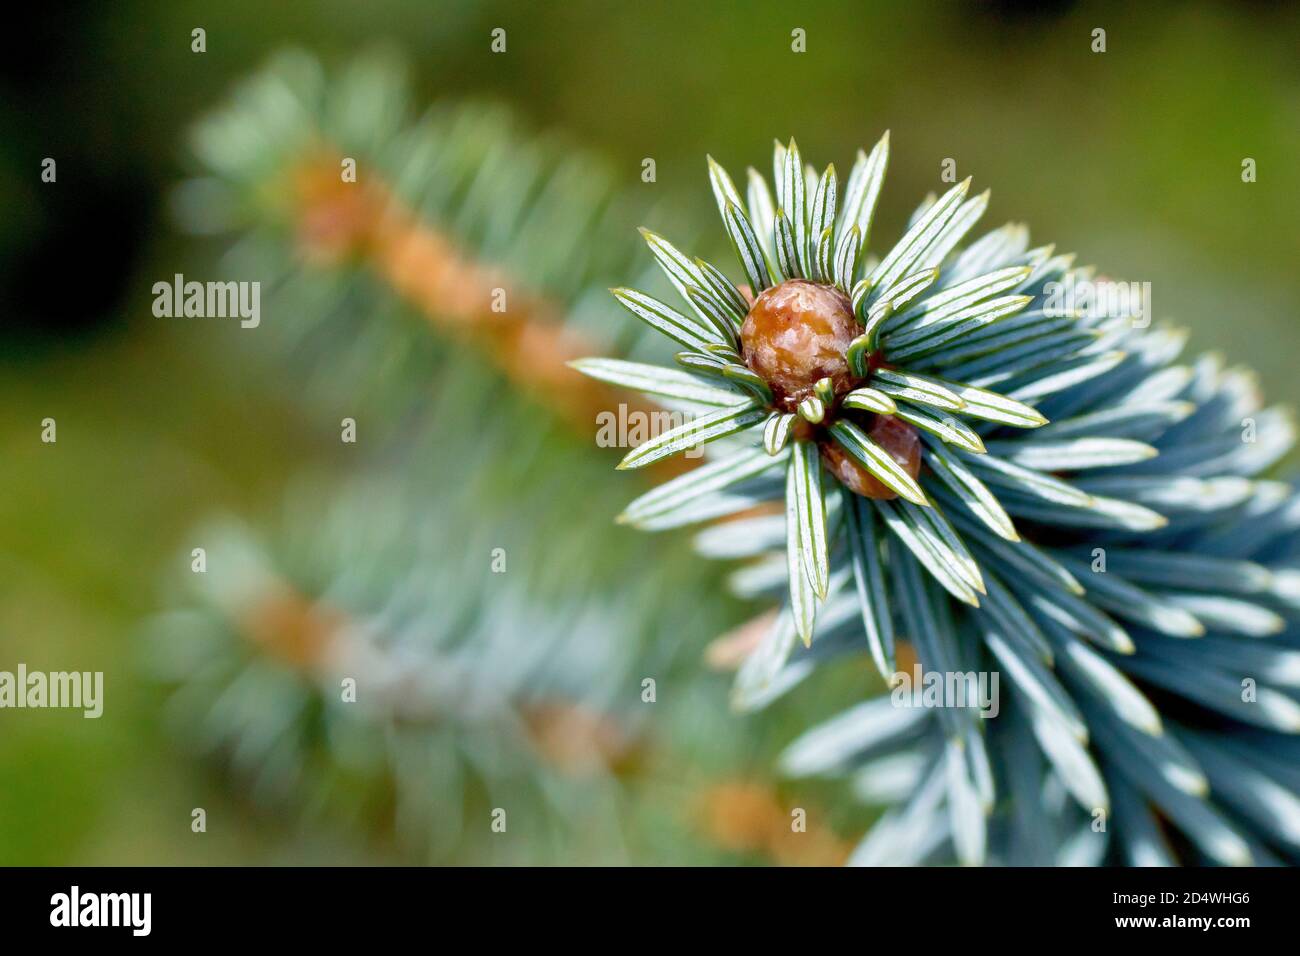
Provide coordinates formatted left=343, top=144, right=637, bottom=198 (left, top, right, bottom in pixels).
left=0, top=865, right=1289, bottom=941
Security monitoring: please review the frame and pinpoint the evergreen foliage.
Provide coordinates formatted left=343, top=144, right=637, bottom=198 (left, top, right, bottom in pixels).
left=583, top=137, right=1300, bottom=865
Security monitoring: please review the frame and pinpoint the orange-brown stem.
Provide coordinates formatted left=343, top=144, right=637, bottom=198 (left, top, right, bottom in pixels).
left=288, top=152, right=688, bottom=475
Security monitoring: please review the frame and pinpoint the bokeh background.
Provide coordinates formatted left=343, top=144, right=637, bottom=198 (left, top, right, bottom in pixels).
left=1, top=0, right=1297, bottom=864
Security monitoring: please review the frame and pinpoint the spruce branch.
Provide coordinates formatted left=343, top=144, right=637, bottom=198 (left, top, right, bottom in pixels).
left=179, top=49, right=696, bottom=476
left=285, top=150, right=656, bottom=431
left=147, top=462, right=650, bottom=863
left=585, top=135, right=1300, bottom=866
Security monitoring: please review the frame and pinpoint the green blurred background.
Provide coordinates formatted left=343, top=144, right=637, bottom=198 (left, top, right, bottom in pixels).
left=1, top=0, right=1297, bottom=864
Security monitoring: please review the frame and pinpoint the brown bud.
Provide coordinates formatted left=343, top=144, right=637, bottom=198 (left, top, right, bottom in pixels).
left=740, top=279, right=859, bottom=411
left=818, top=415, right=921, bottom=499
